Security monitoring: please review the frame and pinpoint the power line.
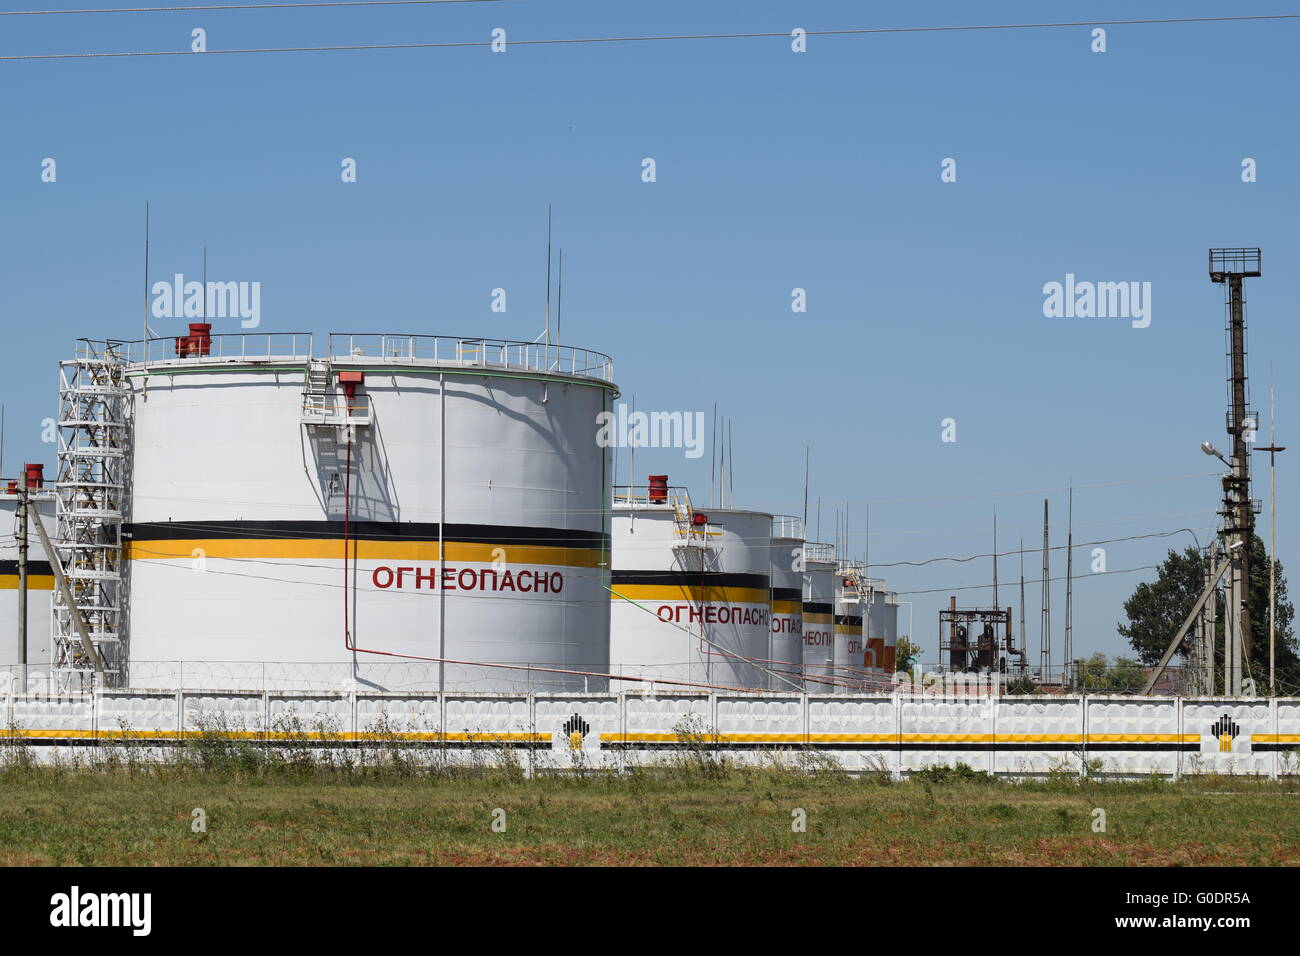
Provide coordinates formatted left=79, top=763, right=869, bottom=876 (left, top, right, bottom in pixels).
left=870, top=528, right=1210, bottom=569
left=896, top=563, right=1160, bottom=597
left=4, top=14, right=1299, bottom=61
left=0, top=0, right=504, bottom=15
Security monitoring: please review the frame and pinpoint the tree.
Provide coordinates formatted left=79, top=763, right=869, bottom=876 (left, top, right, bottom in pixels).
left=895, top=635, right=922, bottom=670
left=1074, top=653, right=1144, bottom=693
left=1117, top=535, right=1300, bottom=692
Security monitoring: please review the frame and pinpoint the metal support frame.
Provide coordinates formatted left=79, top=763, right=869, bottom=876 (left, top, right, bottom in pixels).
left=52, top=342, right=130, bottom=689
left=1142, top=557, right=1231, bottom=694
left=1210, top=248, right=1261, bottom=695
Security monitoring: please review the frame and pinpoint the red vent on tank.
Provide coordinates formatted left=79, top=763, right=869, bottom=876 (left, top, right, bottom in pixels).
left=647, top=474, right=668, bottom=504
left=175, top=322, right=213, bottom=357
left=24, top=463, right=44, bottom=489
left=692, top=512, right=708, bottom=526
left=338, top=370, right=365, bottom=408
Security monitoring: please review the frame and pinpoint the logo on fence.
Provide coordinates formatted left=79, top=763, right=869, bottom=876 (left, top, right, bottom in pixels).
left=562, top=713, right=590, bottom=750
left=1202, top=714, right=1249, bottom=754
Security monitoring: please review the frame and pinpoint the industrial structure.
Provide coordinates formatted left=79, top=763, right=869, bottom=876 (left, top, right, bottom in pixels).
left=0, top=241, right=1265, bottom=699
left=1144, top=248, right=1267, bottom=696
left=939, top=597, right=1025, bottom=673
left=800, top=541, right=837, bottom=691
left=609, top=480, right=774, bottom=689
left=1, top=466, right=56, bottom=677
left=767, top=515, right=805, bottom=690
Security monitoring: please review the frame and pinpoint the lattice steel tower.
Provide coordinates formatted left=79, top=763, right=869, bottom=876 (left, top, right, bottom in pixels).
left=53, top=340, right=131, bottom=687
left=1209, top=248, right=1262, bottom=695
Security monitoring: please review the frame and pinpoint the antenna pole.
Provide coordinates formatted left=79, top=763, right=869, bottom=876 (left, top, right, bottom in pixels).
left=710, top=404, right=717, bottom=508
left=865, top=503, right=870, bottom=572
left=1019, top=534, right=1026, bottom=671
left=1040, top=499, right=1050, bottom=681
left=728, top=420, right=735, bottom=508
left=544, top=205, right=552, bottom=350
left=992, top=510, right=999, bottom=611
left=1065, top=485, right=1074, bottom=687
left=556, top=248, right=563, bottom=350
left=802, top=446, right=810, bottom=528
left=143, top=202, right=151, bottom=359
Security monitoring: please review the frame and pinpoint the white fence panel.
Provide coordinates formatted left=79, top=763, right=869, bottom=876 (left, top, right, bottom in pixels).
left=99, top=691, right=178, bottom=736
left=1182, top=698, right=1273, bottom=777
left=1275, top=699, right=1300, bottom=777
left=995, top=697, right=1084, bottom=776
left=182, top=691, right=264, bottom=734
left=899, top=696, right=994, bottom=773
left=354, top=693, right=441, bottom=735
left=1086, top=697, right=1180, bottom=776
left=808, top=695, right=893, bottom=772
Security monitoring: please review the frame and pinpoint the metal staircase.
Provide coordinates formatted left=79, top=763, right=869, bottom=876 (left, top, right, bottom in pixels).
left=53, top=342, right=130, bottom=688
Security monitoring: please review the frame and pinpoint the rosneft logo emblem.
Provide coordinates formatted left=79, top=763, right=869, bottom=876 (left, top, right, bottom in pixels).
left=563, top=714, right=590, bottom=750
left=1203, top=714, right=1249, bottom=754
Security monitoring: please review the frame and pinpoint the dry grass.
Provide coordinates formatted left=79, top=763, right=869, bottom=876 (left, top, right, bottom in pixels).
left=1, top=751, right=1297, bottom=865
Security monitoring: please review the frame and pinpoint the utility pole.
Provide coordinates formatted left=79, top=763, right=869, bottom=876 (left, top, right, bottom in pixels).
left=1065, top=486, right=1073, bottom=689
left=1040, top=499, right=1050, bottom=682
left=1209, top=248, right=1261, bottom=696
left=1205, top=538, right=1219, bottom=693
left=1255, top=366, right=1285, bottom=695
left=1018, top=534, right=1026, bottom=672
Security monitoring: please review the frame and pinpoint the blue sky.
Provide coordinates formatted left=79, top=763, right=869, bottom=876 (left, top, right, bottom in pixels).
left=2, top=1, right=1297, bottom=667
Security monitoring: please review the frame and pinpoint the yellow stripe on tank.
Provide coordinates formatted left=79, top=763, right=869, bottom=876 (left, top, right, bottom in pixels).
left=610, top=584, right=771, bottom=604
left=123, top=539, right=603, bottom=568
left=0, top=574, right=54, bottom=591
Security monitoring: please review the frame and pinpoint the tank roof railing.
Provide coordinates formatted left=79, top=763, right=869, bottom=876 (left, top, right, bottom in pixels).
left=73, top=331, right=614, bottom=382
left=328, top=333, right=615, bottom=384
left=85, top=333, right=315, bottom=367
left=612, top=484, right=692, bottom=512
left=771, top=514, right=805, bottom=540
left=803, top=541, right=837, bottom=565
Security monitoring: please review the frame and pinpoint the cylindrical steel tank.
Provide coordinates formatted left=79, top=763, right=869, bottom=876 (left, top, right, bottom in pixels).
left=865, top=580, right=900, bottom=672
left=833, top=564, right=865, bottom=693
left=121, top=332, right=616, bottom=691
left=609, top=492, right=772, bottom=690
left=768, top=515, right=804, bottom=691
left=0, top=486, right=57, bottom=674
left=800, top=542, right=836, bottom=693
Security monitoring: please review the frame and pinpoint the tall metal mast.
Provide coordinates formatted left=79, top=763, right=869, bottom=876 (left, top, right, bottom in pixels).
left=1040, top=499, right=1050, bottom=680
left=1209, top=248, right=1261, bottom=695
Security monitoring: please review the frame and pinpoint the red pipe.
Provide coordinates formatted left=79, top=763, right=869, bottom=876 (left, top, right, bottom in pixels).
left=343, top=430, right=353, bottom=650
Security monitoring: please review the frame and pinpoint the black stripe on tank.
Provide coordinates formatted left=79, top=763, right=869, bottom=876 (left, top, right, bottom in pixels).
left=802, top=602, right=833, bottom=615
left=0, top=560, right=53, bottom=575
left=771, top=587, right=801, bottom=602
left=125, top=520, right=608, bottom=548
left=611, top=570, right=770, bottom=590
left=835, top=615, right=864, bottom=626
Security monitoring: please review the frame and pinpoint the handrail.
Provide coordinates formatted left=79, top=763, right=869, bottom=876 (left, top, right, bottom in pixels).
left=328, top=332, right=615, bottom=383
left=71, top=331, right=614, bottom=383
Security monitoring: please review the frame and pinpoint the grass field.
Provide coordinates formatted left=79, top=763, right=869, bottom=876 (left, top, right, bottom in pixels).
left=1, top=742, right=1298, bottom=865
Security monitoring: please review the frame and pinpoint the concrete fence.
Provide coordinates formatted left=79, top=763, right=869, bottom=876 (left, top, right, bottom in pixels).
left=4, top=689, right=1299, bottom=778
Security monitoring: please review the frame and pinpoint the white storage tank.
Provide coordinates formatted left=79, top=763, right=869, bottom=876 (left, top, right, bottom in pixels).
left=833, top=562, right=866, bottom=693
left=609, top=480, right=772, bottom=690
left=800, top=542, right=836, bottom=692
left=865, top=580, right=900, bottom=673
left=120, top=330, right=616, bottom=691
left=768, top=515, right=804, bottom=691
left=0, top=468, right=56, bottom=675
